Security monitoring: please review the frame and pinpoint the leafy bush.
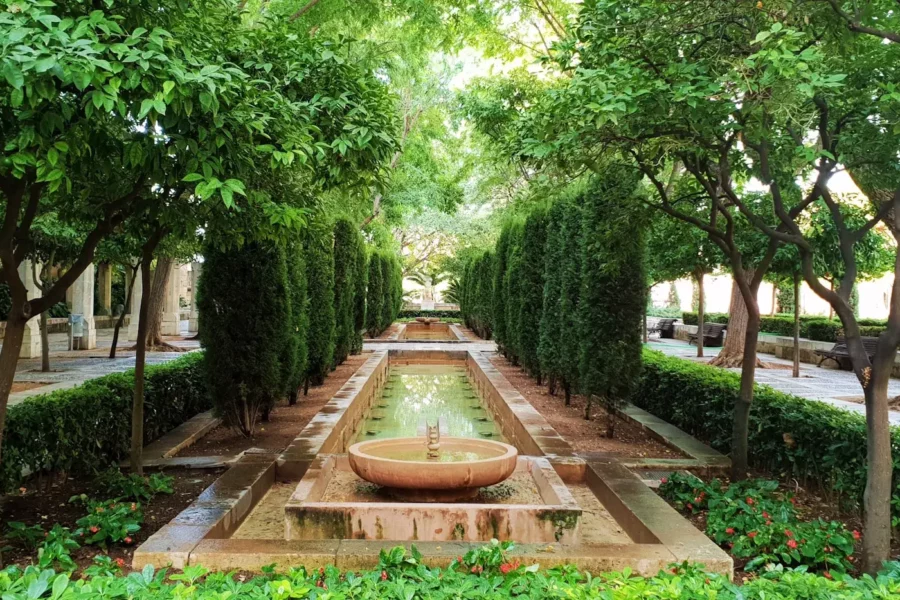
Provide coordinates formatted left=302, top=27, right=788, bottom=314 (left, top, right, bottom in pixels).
left=94, top=470, right=173, bottom=502
left=518, top=208, right=548, bottom=381
left=333, top=219, right=362, bottom=366
left=648, top=305, right=682, bottom=318
left=284, top=244, right=308, bottom=403
left=682, top=311, right=729, bottom=325
left=635, top=350, right=900, bottom=522
left=5, top=522, right=44, bottom=550
left=0, top=544, right=898, bottom=598
left=36, top=525, right=79, bottom=571
left=72, top=497, right=142, bottom=548
left=460, top=250, right=494, bottom=340
left=198, top=243, right=291, bottom=434
left=660, top=473, right=856, bottom=573
left=398, top=309, right=460, bottom=319
left=365, top=250, right=384, bottom=337
left=0, top=353, right=208, bottom=491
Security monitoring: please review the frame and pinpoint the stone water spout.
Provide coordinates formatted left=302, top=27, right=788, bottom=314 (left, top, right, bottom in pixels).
left=426, top=419, right=441, bottom=459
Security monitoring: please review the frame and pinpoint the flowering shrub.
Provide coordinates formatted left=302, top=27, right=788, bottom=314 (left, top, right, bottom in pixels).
left=0, top=547, right=897, bottom=600
left=660, top=473, right=856, bottom=573
left=71, top=497, right=142, bottom=548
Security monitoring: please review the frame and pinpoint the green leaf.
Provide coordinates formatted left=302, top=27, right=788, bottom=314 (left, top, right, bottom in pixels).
left=182, top=173, right=204, bottom=182
left=2, top=63, right=24, bottom=89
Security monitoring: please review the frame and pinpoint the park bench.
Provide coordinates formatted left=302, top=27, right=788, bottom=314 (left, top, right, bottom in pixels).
left=646, top=318, right=676, bottom=339
left=687, top=323, right=726, bottom=347
left=815, top=336, right=879, bottom=370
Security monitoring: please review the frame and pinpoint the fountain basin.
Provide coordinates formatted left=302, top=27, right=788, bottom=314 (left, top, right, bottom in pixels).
left=348, top=437, right=518, bottom=501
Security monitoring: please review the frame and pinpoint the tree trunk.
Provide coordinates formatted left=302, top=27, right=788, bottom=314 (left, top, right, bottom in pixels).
left=144, top=257, right=171, bottom=348
left=642, top=291, right=649, bottom=344
left=563, top=381, right=571, bottom=406
left=793, top=272, right=801, bottom=378
left=731, top=306, right=761, bottom=480
left=861, top=358, right=893, bottom=573
left=696, top=271, right=705, bottom=358
left=710, top=275, right=765, bottom=369
left=605, top=404, right=615, bottom=438
left=770, top=285, right=776, bottom=316
left=110, top=265, right=138, bottom=359
left=584, top=394, right=592, bottom=421
left=0, top=314, right=28, bottom=468
left=39, top=310, right=49, bottom=372
left=130, top=249, right=156, bottom=474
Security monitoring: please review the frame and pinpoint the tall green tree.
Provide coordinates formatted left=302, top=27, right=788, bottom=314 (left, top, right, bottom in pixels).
left=518, top=208, right=548, bottom=382
left=351, top=237, right=368, bottom=353
left=365, top=251, right=385, bottom=337
left=284, top=243, right=308, bottom=404
left=198, top=242, right=291, bottom=436
left=305, top=232, right=336, bottom=391
left=578, top=173, right=647, bottom=432
left=332, top=218, right=361, bottom=366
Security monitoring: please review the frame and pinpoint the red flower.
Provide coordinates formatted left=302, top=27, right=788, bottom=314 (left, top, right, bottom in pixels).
left=787, top=540, right=798, bottom=549
left=381, top=570, right=388, bottom=581
left=726, top=528, right=735, bottom=535
left=124, top=537, right=133, bottom=544
left=670, top=567, right=678, bottom=574
left=500, top=563, right=514, bottom=575
left=90, top=526, right=99, bottom=534
left=660, top=477, right=668, bottom=484
left=784, top=529, right=794, bottom=538
left=746, top=497, right=754, bottom=505
left=470, top=565, right=483, bottom=574
left=686, top=503, right=693, bottom=511
left=748, top=531, right=757, bottom=539
left=852, top=530, right=861, bottom=541
left=762, top=512, right=769, bottom=519
left=115, top=558, right=126, bottom=568
left=789, top=497, right=797, bottom=505
left=823, top=571, right=833, bottom=580
left=825, top=546, right=832, bottom=553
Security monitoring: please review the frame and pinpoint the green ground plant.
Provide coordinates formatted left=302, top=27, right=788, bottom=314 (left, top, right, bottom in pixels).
left=660, top=474, right=857, bottom=574
left=0, top=543, right=897, bottom=599
left=94, top=471, right=173, bottom=503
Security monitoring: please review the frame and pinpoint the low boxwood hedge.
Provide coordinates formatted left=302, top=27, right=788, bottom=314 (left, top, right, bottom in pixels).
left=398, top=309, right=461, bottom=319
left=0, top=352, right=209, bottom=491
left=681, top=312, right=888, bottom=342
left=635, top=350, right=900, bottom=521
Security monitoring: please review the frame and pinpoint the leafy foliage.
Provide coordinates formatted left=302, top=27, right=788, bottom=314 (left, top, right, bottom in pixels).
left=460, top=250, right=494, bottom=339
left=637, top=350, right=900, bottom=524
left=332, top=219, right=363, bottom=365
left=94, top=470, right=174, bottom=503
left=660, top=474, right=857, bottom=574
left=0, top=354, right=207, bottom=491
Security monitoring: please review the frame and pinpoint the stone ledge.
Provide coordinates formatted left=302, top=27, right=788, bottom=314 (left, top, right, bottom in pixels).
left=142, top=410, right=221, bottom=460
left=615, top=402, right=730, bottom=474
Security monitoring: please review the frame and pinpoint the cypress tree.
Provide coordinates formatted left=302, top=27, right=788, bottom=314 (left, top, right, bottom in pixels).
left=390, top=254, right=403, bottom=322
left=578, top=172, right=647, bottom=432
left=198, top=242, right=290, bottom=435
left=351, top=237, right=367, bottom=353
left=518, top=208, right=548, bottom=382
left=305, top=233, right=335, bottom=391
left=365, top=251, right=384, bottom=337
left=461, top=258, right=474, bottom=329
left=477, top=251, right=494, bottom=338
left=558, top=198, right=584, bottom=406
left=539, top=202, right=566, bottom=394
left=504, top=221, right=525, bottom=364
left=284, top=243, right=308, bottom=405
left=332, top=219, right=358, bottom=366
left=492, top=224, right=512, bottom=352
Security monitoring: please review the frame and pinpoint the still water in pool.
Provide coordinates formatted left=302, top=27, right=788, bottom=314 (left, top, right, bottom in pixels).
left=353, top=364, right=504, bottom=443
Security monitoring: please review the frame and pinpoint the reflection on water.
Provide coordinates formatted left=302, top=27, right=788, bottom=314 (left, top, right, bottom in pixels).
left=363, top=448, right=492, bottom=462
left=353, top=364, right=504, bottom=443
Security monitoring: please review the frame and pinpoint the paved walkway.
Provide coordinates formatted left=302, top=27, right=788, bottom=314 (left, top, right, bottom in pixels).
left=646, top=337, right=900, bottom=425
left=5, top=321, right=199, bottom=405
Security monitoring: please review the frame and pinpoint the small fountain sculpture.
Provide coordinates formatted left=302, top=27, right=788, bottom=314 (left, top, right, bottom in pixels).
left=425, top=420, right=441, bottom=459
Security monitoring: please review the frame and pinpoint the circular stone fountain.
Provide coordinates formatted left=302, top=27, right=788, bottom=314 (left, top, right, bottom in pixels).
left=348, top=437, right=518, bottom=501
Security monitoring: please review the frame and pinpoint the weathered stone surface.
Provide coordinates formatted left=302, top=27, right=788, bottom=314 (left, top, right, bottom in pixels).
left=190, top=539, right=340, bottom=571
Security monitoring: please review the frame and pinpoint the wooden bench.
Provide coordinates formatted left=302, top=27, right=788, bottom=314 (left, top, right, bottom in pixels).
left=815, top=336, right=879, bottom=370
left=647, top=318, right=676, bottom=339
left=688, top=323, right=726, bottom=347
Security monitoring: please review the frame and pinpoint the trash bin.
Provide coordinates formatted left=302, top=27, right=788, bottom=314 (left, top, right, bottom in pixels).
left=69, top=314, right=84, bottom=350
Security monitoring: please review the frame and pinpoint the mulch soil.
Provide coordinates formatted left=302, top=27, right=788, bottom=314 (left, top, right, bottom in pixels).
left=0, top=469, right=222, bottom=570
left=179, top=353, right=369, bottom=457
left=488, top=354, right=682, bottom=460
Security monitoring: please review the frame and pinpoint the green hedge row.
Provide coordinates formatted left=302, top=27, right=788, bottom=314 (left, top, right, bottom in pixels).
left=398, top=309, right=461, bottom=319
left=0, top=353, right=209, bottom=491
left=635, top=349, right=900, bottom=519
left=680, top=312, right=888, bottom=342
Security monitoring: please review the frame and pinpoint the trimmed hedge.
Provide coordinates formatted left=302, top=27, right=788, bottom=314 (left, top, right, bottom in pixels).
left=635, top=349, right=900, bottom=520
left=0, top=353, right=209, bottom=491
left=681, top=312, right=888, bottom=342
left=398, top=309, right=460, bottom=319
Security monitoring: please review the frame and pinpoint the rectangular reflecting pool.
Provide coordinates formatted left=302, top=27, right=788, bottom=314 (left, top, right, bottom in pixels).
left=399, top=322, right=461, bottom=341
left=353, top=364, right=504, bottom=443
